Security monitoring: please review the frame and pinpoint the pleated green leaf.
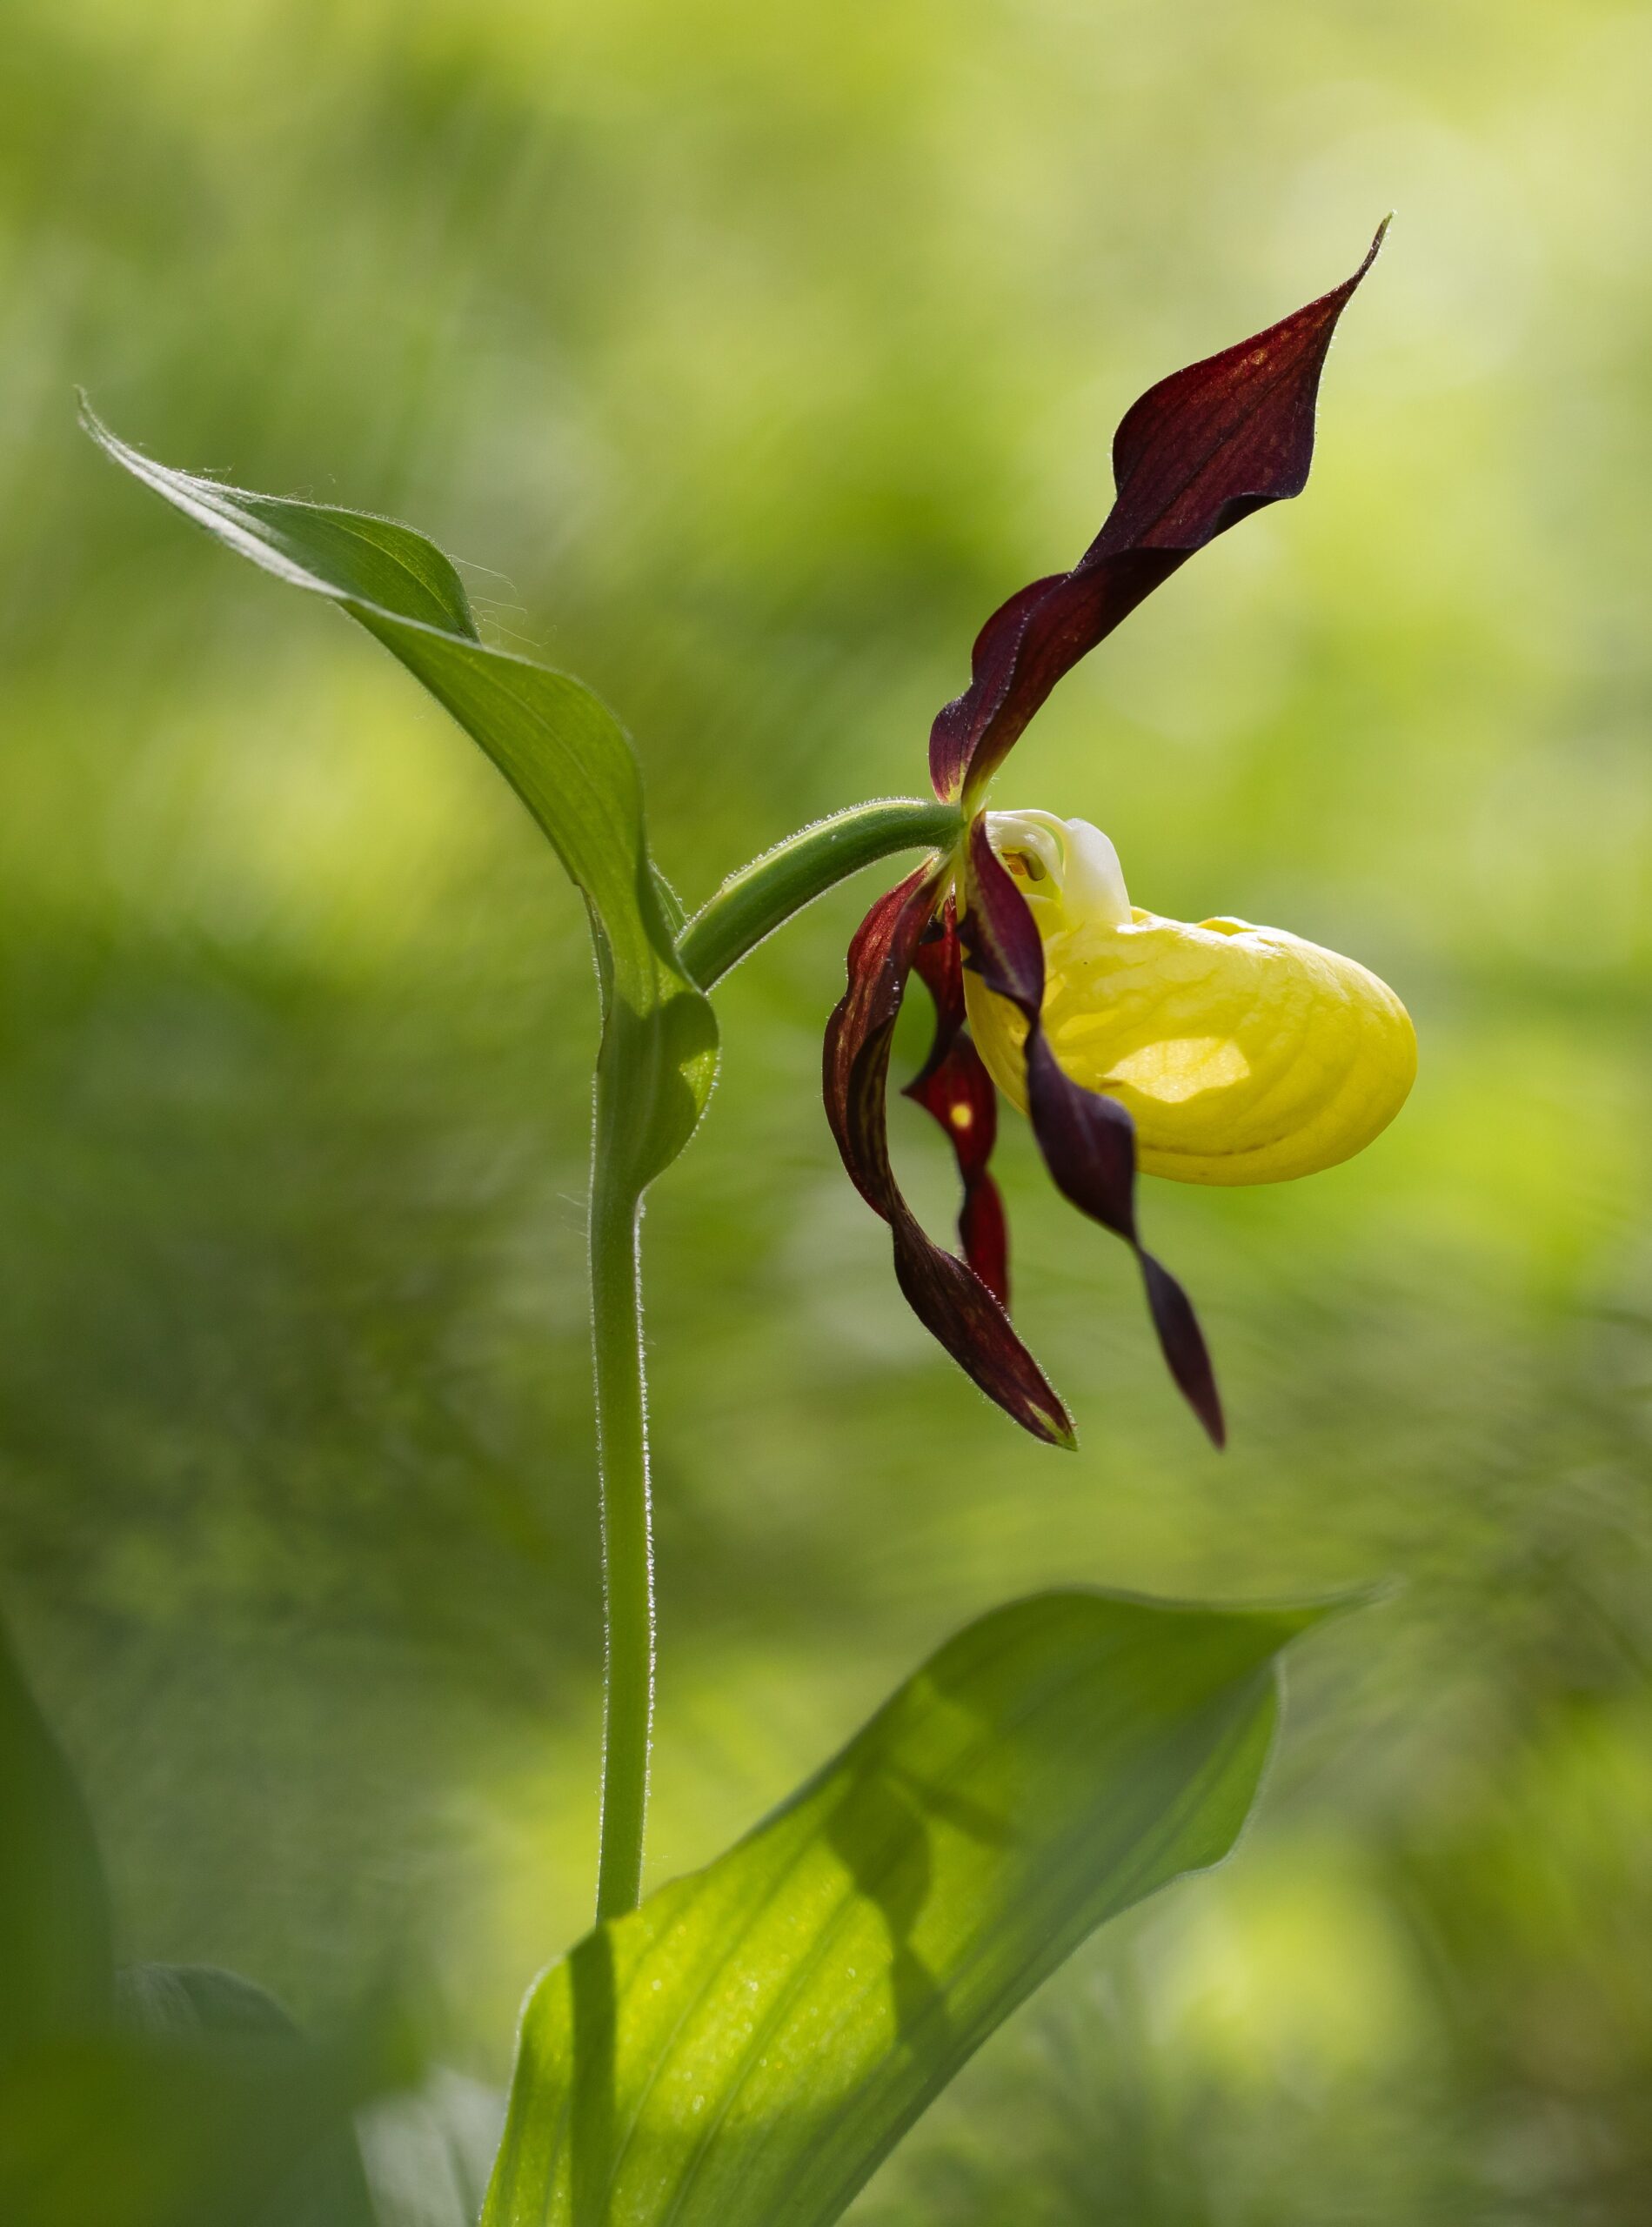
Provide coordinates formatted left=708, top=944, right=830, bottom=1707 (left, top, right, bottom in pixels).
left=485, top=1588, right=1325, bottom=2227
left=83, top=406, right=716, bottom=1194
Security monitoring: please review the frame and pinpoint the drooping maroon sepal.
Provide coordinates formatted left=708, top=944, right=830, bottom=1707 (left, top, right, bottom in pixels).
left=903, top=906, right=1009, bottom=1308
left=961, top=819, right=1225, bottom=1446
left=929, top=224, right=1386, bottom=803
left=824, top=867, right=1073, bottom=1447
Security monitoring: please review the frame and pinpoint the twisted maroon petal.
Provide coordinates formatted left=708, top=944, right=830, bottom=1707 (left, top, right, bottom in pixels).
left=929, top=224, right=1386, bottom=803
left=962, top=819, right=1225, bottom=1447
left=824, top=866, right=1073, bottom=1447
left=903, top=906, right=1010, bottom=1308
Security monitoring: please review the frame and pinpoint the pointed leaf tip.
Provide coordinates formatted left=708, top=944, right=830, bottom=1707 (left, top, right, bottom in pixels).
left=83, top=409, right=719, bottom=1194
left=82, top=402, right=482, bottom=639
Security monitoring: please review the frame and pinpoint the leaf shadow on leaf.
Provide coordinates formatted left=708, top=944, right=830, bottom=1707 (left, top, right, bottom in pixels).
left=818, top=1706, right=1019, bottom=2056
left=481, top=1591, right=1352, bottom=2227
left=824, top=1774, right=948, bottom=2050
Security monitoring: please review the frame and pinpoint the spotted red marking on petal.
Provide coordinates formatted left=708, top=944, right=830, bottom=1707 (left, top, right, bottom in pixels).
left=904, top=907, right=1010, bottom=1307
left=962, top=819, right=1225, bottom=1447
left=824, top=868, right=1073, bottom=1446
left=929, top=226, right=1386, bottom=803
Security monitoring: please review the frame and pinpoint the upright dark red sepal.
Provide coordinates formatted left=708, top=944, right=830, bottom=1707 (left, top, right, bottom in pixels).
left=824, top=869, right=1073, bottom=1447
left=929, top=224, right=1387, bottom=803
left=962, top=820, right=1225, bottom=1447
left=904, top=909, right=1010, bottom=1307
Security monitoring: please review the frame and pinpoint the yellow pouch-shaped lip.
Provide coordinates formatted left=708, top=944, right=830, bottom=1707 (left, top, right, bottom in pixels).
left=963, top=813, right=1417, bottom=1186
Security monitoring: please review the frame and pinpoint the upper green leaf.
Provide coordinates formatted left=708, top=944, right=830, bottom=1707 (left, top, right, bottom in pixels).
left=483, top=1588, right=1325, bottom=2227
left=83, top=406, right=717, bottom=1194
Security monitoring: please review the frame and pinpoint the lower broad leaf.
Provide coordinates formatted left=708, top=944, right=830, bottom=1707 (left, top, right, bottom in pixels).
left=484, top=1587, right=1328, bottom=2227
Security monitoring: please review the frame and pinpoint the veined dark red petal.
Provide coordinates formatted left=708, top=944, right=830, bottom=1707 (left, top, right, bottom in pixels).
left=903, top=908, right=1010, bottom=1307
left=824, top=868, right=1073, bottom=1447
left=929, top=224, right=1387, bottom=803
left=962, top=819, right=1225, bottom=1447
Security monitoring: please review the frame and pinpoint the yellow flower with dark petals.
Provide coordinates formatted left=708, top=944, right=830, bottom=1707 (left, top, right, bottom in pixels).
left=964, top=812, right=1416, bottom=1186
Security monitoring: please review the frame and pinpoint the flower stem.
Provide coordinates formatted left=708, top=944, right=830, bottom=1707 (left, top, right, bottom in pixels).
left=586, top=794, right=960, bottom=1923
left=677, top=797, right=963, bottom=988
left=589, top=1149, right=653, bottom=1923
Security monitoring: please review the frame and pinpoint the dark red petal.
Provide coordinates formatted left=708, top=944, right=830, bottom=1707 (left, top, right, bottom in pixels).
left=928, top=550, right=1183, bottom=806
left=890, top=1221, right=1068, bottom=1443
left=956, top=1167, right=1009, bottom=1316
left=906, top=1047, right=1009, bottom=1307
left=926, top=570, right=1069, bottom=806
left=955, top=819, right=1048, bottom=1014
left=962, top=820, right=1225, bottom=1447
left=1139, top=1253, right=1227, bottom=1451
left=929, top=224, right=1386, bottom=802
left=1026, top=1034, right=1224, bottom=1447
left=1024, top=1034, right=1136, bottom=1247
left=824, top=870, right=1074, bottom=1447
left=1100, top=223, right=1388, bottom=555
left=823, top=865, right=939, bottom=1217
left=906, top=911, right=969, bottom=1084
left=904, top=907, right=1010, bottom=1307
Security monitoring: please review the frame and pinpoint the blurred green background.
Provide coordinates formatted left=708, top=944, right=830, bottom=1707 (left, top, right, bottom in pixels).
left=3, top=0, right=1650, bottom=2217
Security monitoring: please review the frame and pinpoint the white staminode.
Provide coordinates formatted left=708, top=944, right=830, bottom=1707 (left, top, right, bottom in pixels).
left=984, top=809, right=1132, bottom=929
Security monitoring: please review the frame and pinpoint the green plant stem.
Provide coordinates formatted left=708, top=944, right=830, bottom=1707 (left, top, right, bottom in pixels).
left=590, top=1151, right=653, bottom=1923
left=677, top=797, right=963, bottom=988
left=588, top=793, right=960, bottom=1922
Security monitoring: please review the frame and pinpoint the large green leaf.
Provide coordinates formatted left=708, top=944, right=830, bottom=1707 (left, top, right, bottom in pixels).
left=83, top=406, right=716, bottom=1194
left=484, top=1588, right=1325, bottom=2227
left=0, top=1608, right=111, bottom=2058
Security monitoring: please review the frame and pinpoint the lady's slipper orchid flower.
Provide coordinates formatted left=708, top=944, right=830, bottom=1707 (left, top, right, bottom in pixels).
left=824, top=226, right=1414, bottom=1450
left=965, top=808, right=1416, bottom=1186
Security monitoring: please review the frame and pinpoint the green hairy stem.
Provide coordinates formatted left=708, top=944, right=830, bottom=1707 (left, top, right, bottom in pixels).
left=678, top=797, right=963, bottom=988
left=591, top=793, right=960, bottom=1916
left=590, top=1154, right=654, bottom=1923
